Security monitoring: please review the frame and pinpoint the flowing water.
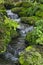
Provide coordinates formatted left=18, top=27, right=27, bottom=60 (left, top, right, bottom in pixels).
left=0, top=10, right=33, bottom=65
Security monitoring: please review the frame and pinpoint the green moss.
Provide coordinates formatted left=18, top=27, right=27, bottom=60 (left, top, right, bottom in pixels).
left=35, top=11, right=43, bottom=18
left=0, top=0, right=4, bottom=4
left=37, top=0, right=43, bottom=4
left=4, top=2, right=15, bottom=9
left=12, top=2, right=43, bottom=18
left=19, top=46, right=43, bottom=65
left=0, top=3, right=5, bottom=10
left=12, top=3, right=42, bottom=17
left=21, top=16, right=40, bottom=25
left=11, top=7, right=36, bottom=17
left=15, top=2, right=33, bottom=7
left=38, top=4, right=43, bottom=11
left=11, top=7, right=23, bottom=14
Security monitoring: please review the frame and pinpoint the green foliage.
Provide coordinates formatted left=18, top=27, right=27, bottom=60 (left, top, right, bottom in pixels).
left=36, top=0, right=43, bottom=3
left=15, top=2, right=33, bottom=7
left=0, top=0, right=15, bottom=9
left=11, top=6, right=38, bottom=17
left=0, top=10, right=7, bottom=16
left=0, top=14, right=5, bottom=22
left=0, top=3, right=6, bottom=16
left=35, top=10, right=43, bottom=18
left=11, top=2, right=43, bottom=18
left=25, top=20, right=43, bottom=45
left=4, top=0, right=15, bottom=9
left=0, top=21, right=10, bottom=53
left=11, top=7, right=23, bottom=14
left=21, top=16, right=40, bottom=25
left=0, top=3, right=5, bottom=10
left=4, top=17, right=19, bottom=30
left=4, top=0, right=14, bottom=3
left=19, top=46, right=43, bottom=65
left=12, top=2, right=43, bottom=17
left=21, top=0, right=43, bottom=4
left=0, top=17, right=19, bottom=53
left=38, top=4, right=43, bottom=11
left=39, top=0, right=43, bottom=3
left=0, top=0, right=4, bottom=4
left=4, top=2, right=15, bottom=9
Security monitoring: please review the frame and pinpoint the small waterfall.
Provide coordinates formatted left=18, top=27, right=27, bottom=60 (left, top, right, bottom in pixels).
left=6, top=10, right=18, bottom=19
left=3, top=10, right=33, bottom=63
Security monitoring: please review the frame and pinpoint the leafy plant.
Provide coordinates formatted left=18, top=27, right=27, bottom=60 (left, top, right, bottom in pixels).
left=21, top=16, right=40, bottom=25
left=0, top=17, right=19, bottom=53
left=19, top=46, right=43, bottom=65
left=0, top=0, right=4, bottom=4
left=25, top=20, right=43, bottom=45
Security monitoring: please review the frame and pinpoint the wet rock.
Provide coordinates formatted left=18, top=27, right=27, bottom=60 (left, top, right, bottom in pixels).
left=6, top=10, right=18, bottom=19
left=4, top=52, right=18, bottom=63
left=14, top=18, right=21, bottom=23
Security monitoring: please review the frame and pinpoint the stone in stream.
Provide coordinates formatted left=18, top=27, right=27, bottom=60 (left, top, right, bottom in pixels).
left=4, top=52, right=18, bottom=63
left=14, top=18, right=21, bottom=23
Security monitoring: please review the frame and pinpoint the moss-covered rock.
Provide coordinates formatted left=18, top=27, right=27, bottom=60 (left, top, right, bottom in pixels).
left=21, top=16, right=40, bottom=25
left=15, top=2, right=33, bottom=7
left=11, top=7, right=27, bottom=16
left=11, top=6, right=38, bottom=17
left=4, top=2, right=15, bottom=9
left=35, top=11, right=43, bottom=18
left=19, top=46, right=43, bottom=65
left=11, top=7, right=23, bottom=14
left=12, top=3, right=41, bottom=17
left=11, top=2, right=43, bottom=17
left=3, top=0, right=15, bottom=9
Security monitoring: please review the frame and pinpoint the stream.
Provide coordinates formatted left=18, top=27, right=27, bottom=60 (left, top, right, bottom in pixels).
left=0, top=10, right=33, bottom=65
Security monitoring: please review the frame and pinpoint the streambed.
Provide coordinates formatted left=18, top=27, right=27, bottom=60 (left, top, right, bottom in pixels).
left=0, top=10, right=33, bottom=65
